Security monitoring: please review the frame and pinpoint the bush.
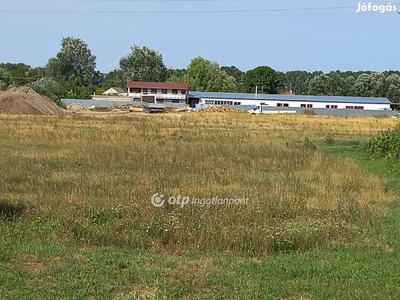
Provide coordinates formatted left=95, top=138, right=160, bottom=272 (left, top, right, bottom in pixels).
left=28, top=78, right=67, bottom=109
left=28, top=84, right=67, bottom=109
left=366, top=123, right=400, bottom=159
left=0, top=81, right=7, bottom=91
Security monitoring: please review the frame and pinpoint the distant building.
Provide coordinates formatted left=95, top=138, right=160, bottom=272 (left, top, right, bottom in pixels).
left=127, top=81, right=189, bottom=105
left=102, top=87, right=127, bottom=96
left=189, top=91, right=393, bottom=111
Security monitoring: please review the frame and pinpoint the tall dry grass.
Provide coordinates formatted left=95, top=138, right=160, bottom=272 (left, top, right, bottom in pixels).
left=0, top=113, right=397, bottom=255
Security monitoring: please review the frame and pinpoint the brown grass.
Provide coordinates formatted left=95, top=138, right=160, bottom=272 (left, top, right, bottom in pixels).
left=0, top=112, right=397, bottom=255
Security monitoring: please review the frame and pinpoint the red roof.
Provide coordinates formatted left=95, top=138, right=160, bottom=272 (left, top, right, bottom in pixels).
left=127, top=81, right=188, bottom=90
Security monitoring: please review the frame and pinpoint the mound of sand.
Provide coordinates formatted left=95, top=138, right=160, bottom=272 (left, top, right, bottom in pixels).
left=67, top=102, right=89, bottom=112
left=0, top=86, right=65, bottom=115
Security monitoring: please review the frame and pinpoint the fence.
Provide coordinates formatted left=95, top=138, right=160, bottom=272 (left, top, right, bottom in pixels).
left=61, top=99, right=187, bottom=108
left=60, top=100, right=398, bottom=118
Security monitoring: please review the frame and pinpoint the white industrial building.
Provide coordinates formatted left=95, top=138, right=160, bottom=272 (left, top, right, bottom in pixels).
left=188, top=92, right=393, bottom=111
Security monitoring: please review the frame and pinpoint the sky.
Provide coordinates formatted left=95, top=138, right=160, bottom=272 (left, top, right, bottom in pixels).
left=0, top=0, right=399, bottom=74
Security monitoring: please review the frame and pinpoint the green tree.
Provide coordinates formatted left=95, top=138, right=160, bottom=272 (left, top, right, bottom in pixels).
left=0, top=67, right=11, bottom=86
left=242, top=66, right=284, bottom=94
left=27, top=66, right=46, bottom=81
left=307, top=74, right=331, bottom=95
left=283, top=71, right=313, bottom=95
left=221, top=66, right=244, bottom=90
left=386, top=74, right=400, bottom=103
left=167, top=74, right=185, bottom=83
left=92, top=71, right=105, bottom=88
left=102, top=70, right=125, bottom=90
left=352, top=72, right=387, bottom=97
left=185, top=57, right=237, bottom=92
left=344, top=75, right=356, bottom=96
left=119, top=45, right=167, bottom=82
left=167, top=68, right=186, bottom=82
left=45, top=37, right=97, bottom=87
left=326, top=71, right=350, bottom=96
left=0, top=63, right=34, bottom=86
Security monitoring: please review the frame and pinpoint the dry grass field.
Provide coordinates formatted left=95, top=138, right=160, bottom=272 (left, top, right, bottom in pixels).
left=1, top=112, right=399, bottom=299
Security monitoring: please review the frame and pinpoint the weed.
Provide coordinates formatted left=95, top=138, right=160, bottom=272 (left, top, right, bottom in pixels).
left=324, top=135, right=335, bottom=146
left=367, top=123, right=400, bottom=159
left=302, top=137, right=317, bottom=150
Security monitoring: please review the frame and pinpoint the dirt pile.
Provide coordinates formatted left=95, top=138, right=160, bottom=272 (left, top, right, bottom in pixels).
left=302, top=109, right=317, bottom=115
left=200, top=106, right=237, bottom=113
left=67, top=103, right=89, bottom=112
left=0, top=87, right=65, bottom=115
left=120, top=104, right=143, bottom=112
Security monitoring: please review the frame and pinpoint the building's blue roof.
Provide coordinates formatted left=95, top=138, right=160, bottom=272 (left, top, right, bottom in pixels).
left=188, top=92, right=392, bottom=105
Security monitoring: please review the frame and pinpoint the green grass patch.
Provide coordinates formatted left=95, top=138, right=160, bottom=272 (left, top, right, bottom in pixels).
left=1, top=115, right=400, bottom=299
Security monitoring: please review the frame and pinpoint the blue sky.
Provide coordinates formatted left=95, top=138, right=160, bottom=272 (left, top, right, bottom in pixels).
left=0, top=0, right=399, bottom=73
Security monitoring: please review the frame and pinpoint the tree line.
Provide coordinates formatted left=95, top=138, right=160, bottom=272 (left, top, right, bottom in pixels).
left=1, top=36, right=400, bottom=104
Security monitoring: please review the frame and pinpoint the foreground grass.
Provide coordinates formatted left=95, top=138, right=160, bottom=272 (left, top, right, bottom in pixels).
left=1, top=113, right=400, bottom=299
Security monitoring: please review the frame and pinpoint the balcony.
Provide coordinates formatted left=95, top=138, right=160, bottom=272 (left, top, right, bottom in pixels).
left=128, top=92, right=186, bottom=100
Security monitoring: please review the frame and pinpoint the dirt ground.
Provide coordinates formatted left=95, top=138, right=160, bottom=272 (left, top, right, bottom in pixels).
left=0, top=87, right=65, bottom=115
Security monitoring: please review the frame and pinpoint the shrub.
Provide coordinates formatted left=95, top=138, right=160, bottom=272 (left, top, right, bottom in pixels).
left=28, top=78, right=67, bottom=109
left=366, top=123, right=400, bottom=159
left=0, top=81, right=7, bottom=91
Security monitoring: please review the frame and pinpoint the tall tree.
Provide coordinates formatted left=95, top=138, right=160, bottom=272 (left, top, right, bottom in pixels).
left=344, top=75, right=356, bottom=96
left=327, top=71, right=349, bottom=96
left=386, top=74, right=400, bottom=103
left=307, top=74, right=331, bottom=95
left=185, top=57, right=237, bottom=92
left=283, top=71, right=312, bottom=95
left=352, top=72, right=387, bottom=97
left=102, top=70, right=125, bottom=90
left=119, top=45, right=167, bottom=82
left=92, top=71, right=105, bottom=88
left=167, top=68, right=186, bottom=82
left=242, top=66, right=284, bottom=94
left=45, top=37, right=97, bottom=87
left=220, top=66, right=244, bottom=91
left=0, top=63, right=33, bottom=86
left=0, top=67, right=11, bottom=87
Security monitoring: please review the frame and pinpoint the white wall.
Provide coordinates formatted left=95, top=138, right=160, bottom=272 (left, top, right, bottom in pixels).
left=129, top=92, right=186, bottom=100
left=199, top=98, right=391, bottom=111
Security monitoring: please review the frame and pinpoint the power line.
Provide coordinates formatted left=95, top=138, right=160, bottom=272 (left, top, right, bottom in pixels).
left=0, top=6, right=353, bottom=15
